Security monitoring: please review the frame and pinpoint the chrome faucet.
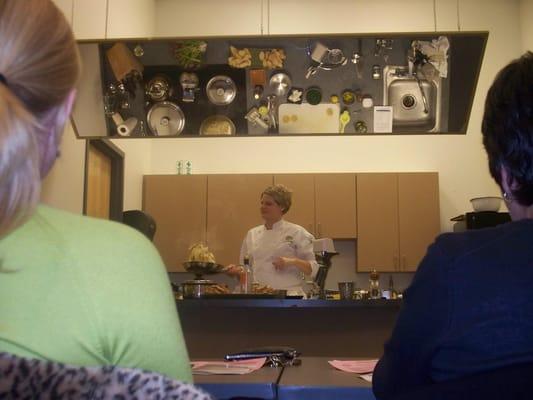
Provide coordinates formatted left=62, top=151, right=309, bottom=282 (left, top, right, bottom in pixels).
left=406, top=43, right=429, bottom=114
left=413, top=73, right=429, bottom=114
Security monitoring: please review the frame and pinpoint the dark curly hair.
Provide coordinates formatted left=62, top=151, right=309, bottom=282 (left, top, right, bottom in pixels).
left=482, top=51, right=533, bottom=206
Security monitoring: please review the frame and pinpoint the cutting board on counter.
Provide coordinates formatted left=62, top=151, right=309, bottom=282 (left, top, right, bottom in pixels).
left=278, top=103, right=340, bottom=134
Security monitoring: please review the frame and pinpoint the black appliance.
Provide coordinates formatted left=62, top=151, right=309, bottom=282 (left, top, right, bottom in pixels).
left=451, top=211, right=511, bottom=231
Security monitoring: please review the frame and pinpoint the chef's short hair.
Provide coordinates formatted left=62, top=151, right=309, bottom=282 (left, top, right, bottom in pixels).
left=261, top=184, right=292, bottom=214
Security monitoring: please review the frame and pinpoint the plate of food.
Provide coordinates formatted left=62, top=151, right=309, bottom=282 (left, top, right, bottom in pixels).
left=228, top=46, right=286, bottom=69
left=184, top=243, right=225, bottom=277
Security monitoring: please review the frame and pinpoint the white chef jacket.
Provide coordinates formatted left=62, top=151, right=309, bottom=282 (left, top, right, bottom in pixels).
left=240, top=219, right=319, bottom=292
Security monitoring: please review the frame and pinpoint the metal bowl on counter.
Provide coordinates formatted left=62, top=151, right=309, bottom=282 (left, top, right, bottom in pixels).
left=206, top=75, right=237, bottom=105
left=146, top=101, right=185, bottom=135
left=181, top=279, right=217, bottom=299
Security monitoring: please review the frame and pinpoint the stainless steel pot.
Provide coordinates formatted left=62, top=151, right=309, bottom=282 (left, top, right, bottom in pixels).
left=182, top=279, right=216, bottom=299
left=145, top=75, right=173, bottom=102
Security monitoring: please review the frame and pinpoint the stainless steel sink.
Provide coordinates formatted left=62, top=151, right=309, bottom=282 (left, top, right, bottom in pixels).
left=383, top=65, right=441, bottom=132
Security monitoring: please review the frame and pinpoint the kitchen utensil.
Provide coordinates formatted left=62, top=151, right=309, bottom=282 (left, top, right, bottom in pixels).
left=339, top=110, right=350, bottom=133
left=206, top=75, right=237, bottom=105
left=146, top=101, right=185, bottom=136
left=470, top=197, right=502, bottom=212
left=269, top=72, right=291, bottom=96
left=310, top=42, right=329, bottom=62
left=351, top=38, right=364, bottom=79
left=338, top=281, right=354, bottom=300
left=323, top=48, right=346, bottom=65
left=245, top=107, right=269, bottom=129
left=105, top=43, right=144, bottom=82
left=306, top=48, right=348, bottom=78
left=145, top=75, right=172, bottom=102
left=199, top=115, right=236, bottom=135
left=278, top=103, right=340, bottom=134
left=179, top=72, right=199, bottom=103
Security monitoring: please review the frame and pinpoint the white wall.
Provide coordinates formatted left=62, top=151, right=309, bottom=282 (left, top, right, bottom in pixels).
left=110, top=139, right=153, bottom=210
left=520, top=0, right=533, bottom=51
left=40, top=121, right=86, bottom=213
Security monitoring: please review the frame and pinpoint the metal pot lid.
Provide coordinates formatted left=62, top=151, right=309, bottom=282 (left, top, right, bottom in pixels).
left=199, top=115, right=236, bottom=135
left=269, top=72, right=291, bottom=96
left=206, top=75, right=236, bottom=105
left=146, top=101, right=185, bottom=136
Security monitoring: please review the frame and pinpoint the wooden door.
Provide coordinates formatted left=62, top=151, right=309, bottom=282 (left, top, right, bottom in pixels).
left=207, top=174, right=273, bottom=266
left=86, top=143, right=111, bottom=219
left=143, top=175, right=207, bottom=272
left=356, top=173, right=399, bottom=272
left=274, top=174, right=315, bottom=236
left=315, top=174, right=357, bottom=239
left=398, top=173, right=440, bottom=271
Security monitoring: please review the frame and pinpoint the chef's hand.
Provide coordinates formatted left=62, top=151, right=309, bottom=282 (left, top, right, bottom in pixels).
left=225, top=264, right=244, bottom=277
left=273, top=257, right=292, bottom=271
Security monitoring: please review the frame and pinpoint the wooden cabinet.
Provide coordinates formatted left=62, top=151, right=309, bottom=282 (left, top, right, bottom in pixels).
left=107, top=0, right=155, bottom=39
left=143, top=175, right=207, bottom=272
left=72, top=0, right=107, bottom=39
left=315, top=174, right=357, bottom=239
left=274, top=174, right=357, bottom=239
left=268, top=0, right=435, bottom=35
left=206, top=174, right=273, bottom=266
left=356, top=172, right=439, bottom=272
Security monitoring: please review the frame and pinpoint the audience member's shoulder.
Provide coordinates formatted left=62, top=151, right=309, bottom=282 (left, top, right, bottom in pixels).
left=433, top=221, right=522, bottom=259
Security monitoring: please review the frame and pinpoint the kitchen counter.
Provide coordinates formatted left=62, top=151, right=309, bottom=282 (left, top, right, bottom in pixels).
left=178, top=298, right=402, bottom=309
left=176, top=298, right=402, bottom=359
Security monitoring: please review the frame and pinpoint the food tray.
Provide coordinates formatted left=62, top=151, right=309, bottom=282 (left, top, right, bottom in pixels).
left=228, top=47, right=286, bottom=69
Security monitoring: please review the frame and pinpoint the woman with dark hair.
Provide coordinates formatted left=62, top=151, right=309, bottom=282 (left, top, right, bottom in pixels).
left=372, top=51, right=533, bottom=400
left=0, top=0, right=191, bottom=382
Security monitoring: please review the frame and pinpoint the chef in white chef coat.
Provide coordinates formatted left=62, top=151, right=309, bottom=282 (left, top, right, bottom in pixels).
left=228, top=184, right=319, bottom=294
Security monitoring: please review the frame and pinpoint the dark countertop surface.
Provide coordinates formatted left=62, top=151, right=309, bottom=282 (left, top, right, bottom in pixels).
left=177, top=298, right=402, bottom=308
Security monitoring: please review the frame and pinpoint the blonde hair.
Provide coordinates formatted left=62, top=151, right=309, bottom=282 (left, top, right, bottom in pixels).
left=0, top=0, right=81, bottom=236
left=261, top=184, right=292, bottom=214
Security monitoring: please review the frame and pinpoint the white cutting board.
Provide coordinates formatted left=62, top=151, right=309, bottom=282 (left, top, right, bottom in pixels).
left=278, top=103, right=340, bottom=134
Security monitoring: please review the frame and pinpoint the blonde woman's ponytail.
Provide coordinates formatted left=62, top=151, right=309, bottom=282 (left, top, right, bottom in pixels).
left=0, top=84, right=41, bottom=236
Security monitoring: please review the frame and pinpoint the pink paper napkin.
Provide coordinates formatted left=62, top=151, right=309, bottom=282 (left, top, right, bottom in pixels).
left=328, top=359, right=379, bottom=374
left=191, top=357, right=267, bottom=375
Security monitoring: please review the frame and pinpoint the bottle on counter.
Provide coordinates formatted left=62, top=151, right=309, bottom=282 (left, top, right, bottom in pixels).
left=388, top=275, right=398, bottom=299
left=369, top=269, right=380, bottom=299
left=241, top=255, right=253, bottom=294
